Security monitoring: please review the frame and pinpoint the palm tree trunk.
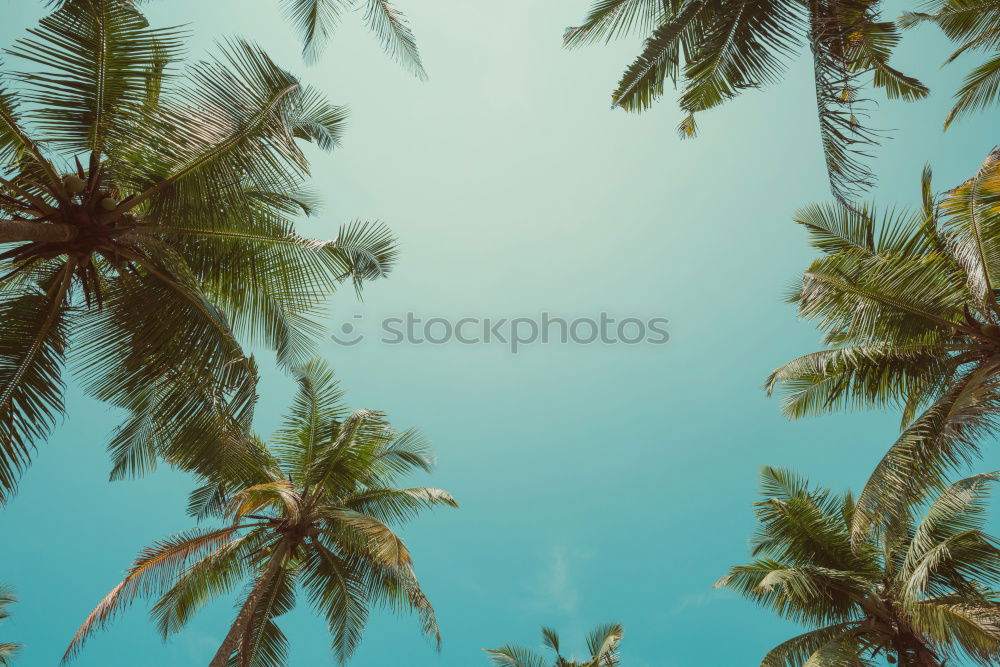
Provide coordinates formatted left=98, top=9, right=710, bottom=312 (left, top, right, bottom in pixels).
left=915, top=646, right=942, bottom=667
left=0, top=220, right=73, bottom=244
left=208, top=544, right=287, bottom=667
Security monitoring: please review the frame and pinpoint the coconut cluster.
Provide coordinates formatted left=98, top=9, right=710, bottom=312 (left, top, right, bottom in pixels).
left=62, top=173, right=120, bottom=211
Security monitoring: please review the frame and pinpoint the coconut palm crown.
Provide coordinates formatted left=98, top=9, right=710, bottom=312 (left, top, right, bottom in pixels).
left=564, top=0, right=928, bottom=202
left=766, top=150, right=1000, bottom=538
left=0, top=0, right=398, bottom=501
left=280, top=0, right=425, bottom=76
left=0, top=586, right=19, bottom=667
left=485, top=623, right=624, bottom=667
left=64, top=360, right=457, bottom=666
left=719, top=466, right=1000, bottom=666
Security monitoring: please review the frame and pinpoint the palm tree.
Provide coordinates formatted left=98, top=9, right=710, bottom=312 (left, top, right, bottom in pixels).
left=765, top=150, right=1000, bottom=538
left=0, top=586, right=19, bottom=666
left=0, top=0, right=397, bottom=501
left=901, top=1, right=1000, bottom=129
left=719, top=466, right=1000, bottom=666
left=280, top=0, right=425, bottom=75
left=485, top=624, right=624, bottom=667
left=564, top=0, right=928, bottom=202
left=63, top=359, right=457, bottom=666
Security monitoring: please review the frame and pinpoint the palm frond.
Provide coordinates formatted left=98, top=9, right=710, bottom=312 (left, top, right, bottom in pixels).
left=280, top=0, right=351, bottom=64
left=63, top=526, right=240, bottom=663
left=760, top=622, right=862, bottom=667
left=852, top=368, right=1000, bottom=542
left=362, top=0, right=426, bottom=79
left=564, top=0, right=666, bottom=48
left=6, top=0, right=185, bottom=156
left=299, top=539, right=370, bottom=664
left=483, top=645, right=547, bottom=667
left=909, top=597, right=1000, bottom=663
left=0, top=262, right=73, bottom=501
left=611, top=0, right=710, bottom=112
left=0, top=585, right=18, bottom=667
left=585, top=622, right=624, bottom=664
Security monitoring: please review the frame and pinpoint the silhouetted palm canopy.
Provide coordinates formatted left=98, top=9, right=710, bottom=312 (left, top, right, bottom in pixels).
left=0, top=586, right=19, bottom=667
left=64, top=360, right=457, bottom=666
left=564, top=0, right=928, bottom=202
left=766, top=151, right=1000, bottom=538
left=0, top=0, right=397, bottom=501
left=280, top=0, right=425, bottom=75
left=719, top=467, right=1000, bottom=666
left=902, top=0, right=1000, bottom=129
left=485, top=624, right=624, bottom=667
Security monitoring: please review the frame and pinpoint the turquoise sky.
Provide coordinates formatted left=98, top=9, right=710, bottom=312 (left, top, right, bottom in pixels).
left=1, top=1, right=998, bottom=665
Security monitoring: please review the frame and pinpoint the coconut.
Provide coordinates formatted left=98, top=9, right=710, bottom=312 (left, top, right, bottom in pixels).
left=100, top=197, right=118, bottom=211
left=63, top=174, right=86, bottom=194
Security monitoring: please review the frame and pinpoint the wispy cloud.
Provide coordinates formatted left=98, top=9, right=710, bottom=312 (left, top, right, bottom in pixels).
left=543, top=545, right=579, bottom=615
left=671, top=588, right=736, bottom=615
left=671, top=592, right=713, bottom=615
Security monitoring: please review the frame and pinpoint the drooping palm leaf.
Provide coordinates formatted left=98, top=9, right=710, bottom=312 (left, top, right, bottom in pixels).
left=279, top=0, right=425, bottom=75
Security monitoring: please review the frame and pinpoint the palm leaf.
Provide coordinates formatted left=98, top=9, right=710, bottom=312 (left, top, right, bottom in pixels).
left=0, top=262, right=73, bottom=500
left=851, top=367, right=1000, bottom=542
left=7, top=0, right=185, bottom=156
left=483, top=645, right=547, bottom=667
left=564, top=0, right=666, bottom=47
left=611, top=0, right=709, bottom=112
left=362, top=0, right=426, bottom=79
left=761, top=622, right=862, bottom=667
left=63, top=526, right=240, bottom=663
